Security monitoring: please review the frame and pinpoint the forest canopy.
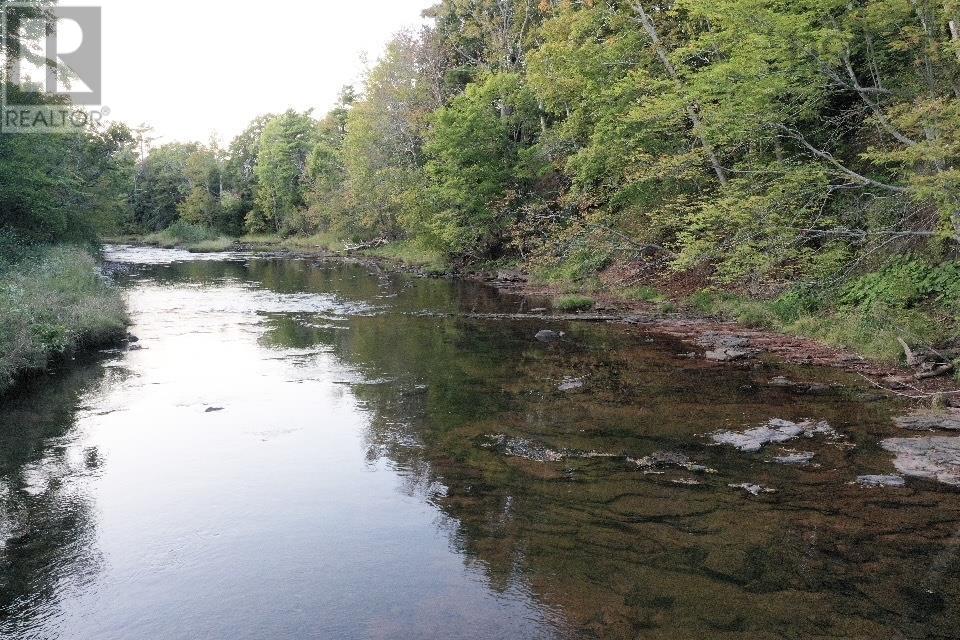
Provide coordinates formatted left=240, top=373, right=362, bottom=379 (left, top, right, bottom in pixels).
left=122, top=1, right=960, bottom=291
left=5, top=0, right=960, bottom=355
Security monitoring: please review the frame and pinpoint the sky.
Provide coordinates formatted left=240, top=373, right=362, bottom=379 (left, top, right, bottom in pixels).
left=68, top=0, right=436, bottom=145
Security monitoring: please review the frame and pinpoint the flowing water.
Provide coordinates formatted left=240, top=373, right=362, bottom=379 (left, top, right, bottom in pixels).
left=1, top=246, right=959, bottom=639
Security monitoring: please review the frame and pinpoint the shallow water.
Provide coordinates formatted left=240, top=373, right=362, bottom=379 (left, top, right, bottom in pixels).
left=1, top=246, right=958, bottom=639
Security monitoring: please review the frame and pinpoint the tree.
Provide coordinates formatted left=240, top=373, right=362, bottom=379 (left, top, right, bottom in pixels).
left=417, top=72, right=543, bottom=257
left=250, top=111, right=319, bottom=233
left=223, top=114, right=275, bottom=231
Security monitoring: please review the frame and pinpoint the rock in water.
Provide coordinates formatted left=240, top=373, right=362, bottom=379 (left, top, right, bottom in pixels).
left=894, top=410, right=960, bottom=432
left=881, top=437, right=960, bottom=486
left=535, top=329, right=564, bottom=342
left=771, top=450, right=816, bottom=465
left=631, top=451, right=716, bottom=474
left=712, top=418, right=836, bottom=452
left=557, top=377, right=585, bottom=392
left=856, top=475, right=906, bottom=488
left=729, top=483, right=776, bottom=496
left=705, top=348, right=750, bottom=362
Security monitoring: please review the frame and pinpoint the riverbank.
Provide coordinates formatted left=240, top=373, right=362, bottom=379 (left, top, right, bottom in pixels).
left=104, top=233, right=959, bottom=399
left=0, top=245, right=128, bottom=395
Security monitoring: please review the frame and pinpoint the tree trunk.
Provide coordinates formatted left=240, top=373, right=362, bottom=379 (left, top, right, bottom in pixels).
left=950, top=20, right=960, bottom=62
left=632, top=2, right=727, bottom=185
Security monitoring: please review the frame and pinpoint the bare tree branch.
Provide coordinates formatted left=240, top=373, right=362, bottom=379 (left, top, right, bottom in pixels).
left=778, top=126, right=910, bottom=193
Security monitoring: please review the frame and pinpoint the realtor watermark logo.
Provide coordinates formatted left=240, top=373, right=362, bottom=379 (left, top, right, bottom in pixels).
left=1, top=3, right=108, bottom=133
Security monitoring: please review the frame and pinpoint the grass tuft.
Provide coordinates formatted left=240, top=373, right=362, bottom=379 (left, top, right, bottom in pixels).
left=554, top=294, right=595, bottom=312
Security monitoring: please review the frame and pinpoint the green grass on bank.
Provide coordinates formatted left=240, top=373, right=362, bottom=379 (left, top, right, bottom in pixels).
left=0, top=246, right=128, bottom=393
left=687, top=289, right=948, bottom=363
left=554, top=294, right=595, bottom=312
left=143, top=221, right=233, bottom=251
left=362, top=240, right=448, bottom=273
left=237, top=231, right=342, bottom=251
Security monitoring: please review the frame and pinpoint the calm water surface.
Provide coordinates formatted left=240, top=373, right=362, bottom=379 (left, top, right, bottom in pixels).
left=1, top=246, right=958, bottom=639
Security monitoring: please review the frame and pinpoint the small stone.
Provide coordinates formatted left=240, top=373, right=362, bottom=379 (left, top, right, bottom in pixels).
left=205, top=406, right=225, bottom=413
left=630, top=451, right=716, bottom=474
left=557, top=377, right=585, bottom=392
left=771, top=451, right=816, bottom=465
left=881, top=375, right=913, bottom=390
left=535, top=329, right=564, bottom=342
left=729, top=483, right=776, bottom=496
left=769, top=376, right=794, bottom=387
left=856, top=475, right=906, bottom=488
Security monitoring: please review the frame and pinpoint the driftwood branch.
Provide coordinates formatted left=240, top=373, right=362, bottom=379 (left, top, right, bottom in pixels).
left=898, top=337, right=919, bottom=366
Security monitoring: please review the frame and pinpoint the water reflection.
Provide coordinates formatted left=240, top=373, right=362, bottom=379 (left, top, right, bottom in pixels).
left=1, top=247, right=958, bottom=639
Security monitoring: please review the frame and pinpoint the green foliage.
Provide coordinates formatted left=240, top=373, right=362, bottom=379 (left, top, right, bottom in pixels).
left=790, top=306, right=944, bottom=362
left=251, top=111, right=319, bottom=234
left=554, top=294, right=595, bottom=312
left=623, top=286, right=667, bottom=304
left=535, top=246, right=612, bottom=284
left=415, top=72, right=545, bottom=257
left=0, top=90, right=136, bottom=243
left=364, top=240, right=448, bottom=273
left=134, top=142, right=201, bottom=231
left=0, top=246, right=128, bottom=393
left=839, top=260, right=960, bottom=311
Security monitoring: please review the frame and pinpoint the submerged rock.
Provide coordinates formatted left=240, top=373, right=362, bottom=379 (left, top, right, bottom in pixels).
left=482, top=434, right=565, bottom=462
left=698, top=333, right=755, bottom=362
left=705, top=348, right=750, bottom=362
left=557, top=377, right=585, bottom=392
left=712, top=419, right=837, bottom=453
left=881, top=437, right=960, bottom=486
left=856, top=474, right=906, bottom=488
left=894, top=410, right=960, bottom=432
left=768, top=377, right=833, bottom=395
left=481, top=435, right=617, bottom=464
left=771, top=450, right=817, bottom=466
left=630, top=451, right=716, bottom=474
left=769, top=376, right=794, bottom=387
left=729, top=483, right=776, bottom=496
left=535, top=329, right=564, bottom=343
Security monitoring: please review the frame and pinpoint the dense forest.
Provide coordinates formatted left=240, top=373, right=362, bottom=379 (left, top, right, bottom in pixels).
left=4, top=0, right=960, bottom=387
left=126, top=0, right=960, bottom=357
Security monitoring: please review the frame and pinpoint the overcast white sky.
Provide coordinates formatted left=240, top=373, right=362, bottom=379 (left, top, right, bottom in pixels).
left=69, top=0, right=435, bottom=144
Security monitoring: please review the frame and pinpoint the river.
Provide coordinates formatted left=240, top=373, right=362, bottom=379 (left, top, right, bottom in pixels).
left=0, top=246, right=958, bottom=639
